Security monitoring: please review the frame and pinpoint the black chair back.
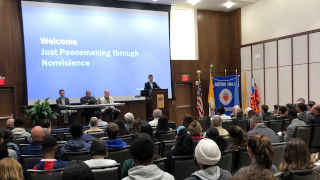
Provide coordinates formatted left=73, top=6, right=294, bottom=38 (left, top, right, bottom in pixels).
left=222, top=120, right=233, bottom=131
left=234, top=149, right=251, bottom=172
left=293, top=125, right=312, bottom=146
left=118, top=135, right=133, bottom=146
left=63, top=133, right=72, bottom=141
left=108, top=147, right=130, bottom=169
left=234, top=120, right=248, bottom=132
left=275, top=168, right=319, bottom=180
left=27, top=169, right=63, bottom=180
left=161, top=140, right=175, bottom=155
left=172, top=155, right=198, bottom=180
left=64, top=151, right=91, bottom=161
left=21, top=155, right=42, bottom=170
left=12, top=137, right=28, bottom=147
left=154, top=142, right=162, bottom=155
left=198, top=118, right=208, bottom=132
left=310, top=125, right=320, bottom=149
left=272, top=142, right=286, bottom=168
left=91, top=164, right=120, bottom=180
left=282, top=120, right=291, bottom=131
left=159, top=132, right=176, bottom=141
left=267, top=120, right=283, bottom=133
left=216, top=150, right=234, bottom=173
left=222, top=136, right=231, bottom=148
left=153, top=157, right=167, bottom=171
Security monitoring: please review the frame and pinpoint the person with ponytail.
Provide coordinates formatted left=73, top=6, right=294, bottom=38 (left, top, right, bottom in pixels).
left=234, top=133, right=278, bottom=175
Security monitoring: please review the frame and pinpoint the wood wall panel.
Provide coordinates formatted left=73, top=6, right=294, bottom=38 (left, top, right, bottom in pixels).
left=0, top=0, right=241, bottom=127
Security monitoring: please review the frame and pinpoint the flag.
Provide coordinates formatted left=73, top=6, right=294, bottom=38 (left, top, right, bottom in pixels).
left=208, top=72, right=215, bottom=116
left=197, top=82, right=204, bottom=118
left=250, top=77, right=260, bottom=113
left=242, top=72, right=247, bottom=111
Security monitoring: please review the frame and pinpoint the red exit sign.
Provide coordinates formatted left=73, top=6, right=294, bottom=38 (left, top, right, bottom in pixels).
left=0, top=77, right=5, bottom=85
left=181, top=74, right=190, bottom=82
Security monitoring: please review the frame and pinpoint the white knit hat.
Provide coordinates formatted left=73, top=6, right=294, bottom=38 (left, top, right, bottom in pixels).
left=195, top=138, right=221, bottom=166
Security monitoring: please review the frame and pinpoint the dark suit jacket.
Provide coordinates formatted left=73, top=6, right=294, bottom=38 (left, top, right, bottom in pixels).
left=56, top=97, right=70, bottom=106
left=80, top=96, right=97, bottom=105
left=144, top=82, right=160, bottom=90
left=309, top=114, right=320, bottom=125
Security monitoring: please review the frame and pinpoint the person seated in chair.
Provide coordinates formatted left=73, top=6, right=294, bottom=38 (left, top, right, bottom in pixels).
left=105, top=122, right=127, bottom=149
left=80, top=90, right=98, bottom=124
left=33, top=135, right=68, bottom=170
left=248, top=115, right=280, bottom=143
left=282, top=109, right=306, bottom=142
left=84, top=139, right=117, bottom=168
left=60, top=122, right=91, bottom=158
left=12, top=118, right=32, bottom=143
left=217, top=107, right=231, bottom=121
left=84, top=117, right=103, bottom=135
left=123, top=133, right=174, bottom=180
left=185, top=138, right=231, bottom=180
left=21, top=126, right=45, bottom=155
left=6, top=118, right=14, bottom=130
left=149, top=109, right=162, bottom=127
left=99, top=90, right=120, bottom=121
left=56, top=89, right=74, bottom=125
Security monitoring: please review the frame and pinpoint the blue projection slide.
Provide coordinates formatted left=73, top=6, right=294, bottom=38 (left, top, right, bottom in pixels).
left=21, top=2, right=171, bottom=103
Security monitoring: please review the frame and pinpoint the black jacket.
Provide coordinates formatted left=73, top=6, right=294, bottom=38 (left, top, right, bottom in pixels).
left=144, top=82, right=160, bottom=91
left=56, top=97, right=70, bottom=106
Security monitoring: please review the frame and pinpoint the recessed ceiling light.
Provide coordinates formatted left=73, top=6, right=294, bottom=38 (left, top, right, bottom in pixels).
left=152, top=0, right=158, bottom=2
left=223, top=1, right=235, bottom=8
left=187, top=0, right=201, bottom=6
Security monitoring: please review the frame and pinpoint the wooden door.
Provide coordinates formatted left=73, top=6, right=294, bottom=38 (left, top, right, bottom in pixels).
left=175, top=83, right=193, bottom=126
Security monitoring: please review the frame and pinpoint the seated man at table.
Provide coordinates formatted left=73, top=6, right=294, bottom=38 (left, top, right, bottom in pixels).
left=56, top=89, right=75, bottom=125
left=21, top=126, right=45, bottom=155
left=99, top=90, right=120, bottom=121
left=105, top=122, right=127, bottom=148
left=80, top=90, right=98, bottom=124
left=60, top=122, right=91, bottom=158
left=33, top=136, right=68, bottom=170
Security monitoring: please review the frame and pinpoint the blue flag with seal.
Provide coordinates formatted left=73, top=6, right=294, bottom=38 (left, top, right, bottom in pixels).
left=212, top=75, right=240, bottom=115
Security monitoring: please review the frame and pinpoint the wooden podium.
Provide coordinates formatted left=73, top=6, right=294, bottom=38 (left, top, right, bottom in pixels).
left=146, top=89, right=169, bottom=119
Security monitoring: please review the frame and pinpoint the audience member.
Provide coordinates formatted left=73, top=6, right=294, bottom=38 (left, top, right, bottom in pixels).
left=244, top=107, right=253, bottom=117
left=261, top=104, right=271, bottom=120
left=123, top=133, right=174, bottom=180
left=2, top=128, right=19, bottom=153
left=273, top=105, right=279, bottom=115
left=124, top=112, right=134, bottom=133
left=183, top=114, right=194, bottom=130
left=84, top=139, right=117, bottom=168
left=279, top=138, right=314, bottom=171
left=283, top=109, right=306, bottom=141
left=297, top=103, right=309, bottom=123
left=140, top=123, right=157, bottom=142
left=12, top=118, right=31, bottom=143
left=297, top=97, right=305, bottom=104
left=60, top=122, right=91, bottom=158
left=0, top=142, right=8, bottom=160
left=33, top=136, right=68, bottom=170
left=63, top=160, right=94, bottom=180
left=231, top=105, right=240, bottom=118
left=231, top=168, right=278, bottom=180
left=212, top=136, right=227, bottom=152
left=42, top=119, right=52, bottom=136
left=163, top=126, right=194, bottom=174
left=307, top=101, right=315, bottom=115
left=189, top=120, right=202, bottom=141
left=248, top=115, right=280, bottom=143
left=235, top=134, right=278, bottom=176
left=279, top=106, right=288, bottom=119
left=235, top=108, right=244, bottom=119
left=203, top=128, right=227, bottom=152
left=0, top=158, right=24, bottom=180
left=211, top=116, right=228, bottom=136
left=217, top=107, right=231, bottom=121
left=149, top=109, right=162, bottom=127
left=131, top=118, right=142, bottom=135
left=155, top=116, right=172, bottom=140
left=228, top=125, right=248, bottom=150
left=84, top=117, right=103, bottom=134
left=21, top=126, right=45, bottom=155
left=203, top=128, right=219, bottom=140
left=105, top=122, right=127, bottom=148
left=6, top=118, right=14, bottom=130
left=247, top=110, right=256, bottom=119
left=0, top=130, right=17, bottom=160
left=185, top=138, right=231, bottom=180
left=309, top=104, right=320, bottom=125
left=114, top=119, right=129, bottom=136
left=97, top=111, right=108, bottom=127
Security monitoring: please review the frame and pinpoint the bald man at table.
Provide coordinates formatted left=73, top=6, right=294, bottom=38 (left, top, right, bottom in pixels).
left=80, top=90, right=98, bottom=124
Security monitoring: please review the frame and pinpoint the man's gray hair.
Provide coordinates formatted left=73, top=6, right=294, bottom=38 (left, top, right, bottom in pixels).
left=124, top=112, right=134, bottom=124
left=153, top=109, right=162, bottom=118
left=212, top=116, right=222, bottom=127
left=251, top=115, right=263, bottom=124
left=90, top=117, right=99, bottom=127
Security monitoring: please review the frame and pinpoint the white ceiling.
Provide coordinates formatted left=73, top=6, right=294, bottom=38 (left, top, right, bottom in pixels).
left=119, top=0, right=258, bottom=11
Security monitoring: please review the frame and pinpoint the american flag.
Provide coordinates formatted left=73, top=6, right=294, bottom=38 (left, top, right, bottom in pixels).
left=197, top=83, right=204, bottom=118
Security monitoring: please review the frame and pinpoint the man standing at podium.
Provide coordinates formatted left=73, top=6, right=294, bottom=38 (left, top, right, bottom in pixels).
left=144, top=74, right=160, bottom=91
left=99, top=90, right=120, bottom=121
left=80, top=90, right=98, bottom=124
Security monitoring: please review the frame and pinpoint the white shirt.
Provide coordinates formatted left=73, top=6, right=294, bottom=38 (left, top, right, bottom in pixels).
left=149, top=81, right=153, bottom=89
left=98, top=119, right=108, bottom=127
left=220, top=114, right=231, bottom=121
left=85, top=159, right=117, bottom=169
left=148, top=118, right=159, bottom=127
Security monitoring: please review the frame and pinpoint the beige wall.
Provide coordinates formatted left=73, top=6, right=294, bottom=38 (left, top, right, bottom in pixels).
left=241, top=0, right=320, bottom=45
